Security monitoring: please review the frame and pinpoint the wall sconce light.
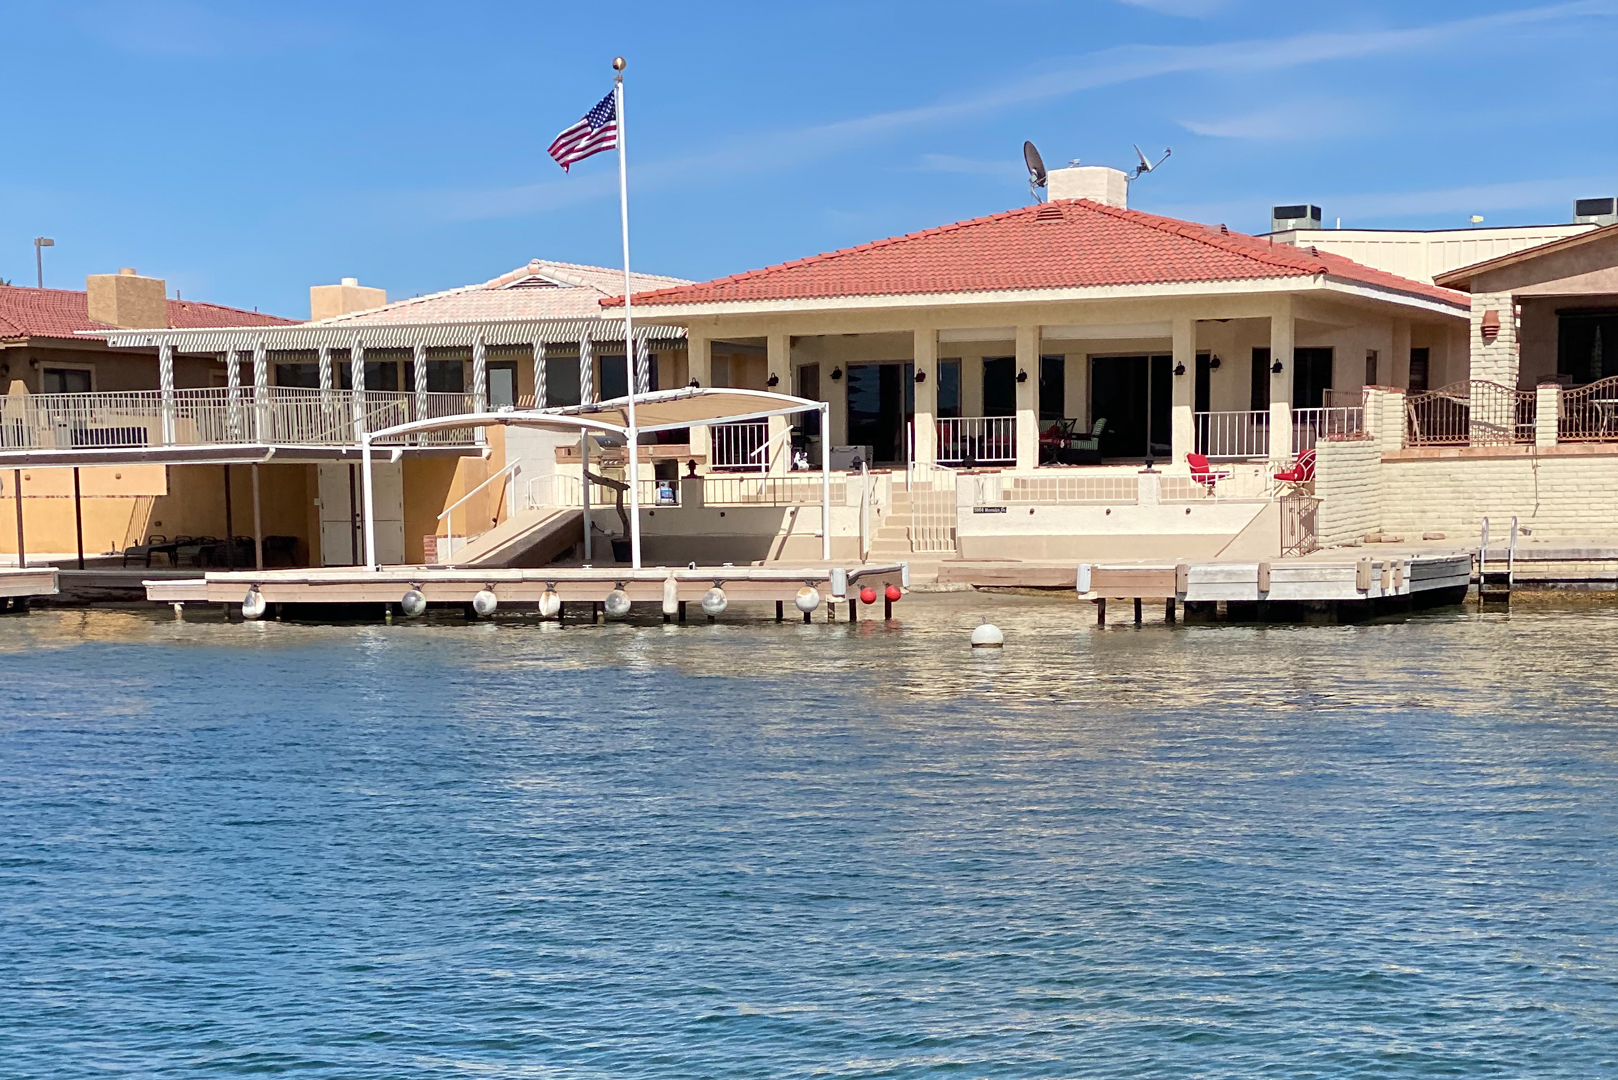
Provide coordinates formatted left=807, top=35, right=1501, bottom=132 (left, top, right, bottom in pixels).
left=830, top=367, right=843, bottom=381
left=1173, top=361, right=1187, bottom=376
left=766, top=372, right=779, bottom=387
left=687, top=378, right=701, bottom=389
left=0, top=363, right=8, bottom=379
left=1271, top=358, right=1284, bottom=374
left=1480, top=309, right=1501, bottom=343
left=914, top=370, right=926, bottom=383
left=1015, top=369, right=1028, bottom=383
left=1209, top=355, right=1222, bottom=370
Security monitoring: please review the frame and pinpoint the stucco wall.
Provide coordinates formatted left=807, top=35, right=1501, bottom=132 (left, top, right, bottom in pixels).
left=1314, top=436, right=1381, bottom=547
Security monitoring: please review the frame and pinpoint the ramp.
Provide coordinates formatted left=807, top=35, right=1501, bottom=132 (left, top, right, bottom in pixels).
left=449, top=508, right=582, bottom=568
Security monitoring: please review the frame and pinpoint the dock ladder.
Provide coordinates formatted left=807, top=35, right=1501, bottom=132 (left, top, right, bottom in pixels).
left=1478, top=515, right=1516, bottom=607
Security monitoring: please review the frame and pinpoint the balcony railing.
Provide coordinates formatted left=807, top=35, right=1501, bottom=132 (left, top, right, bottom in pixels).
left=936, top=416, right=1016, bottom=465
left=710, top=420, right=770, bottom=471
left=1194, top=410, right=1270, bottom=460
left=0, top=388, right=478, bottom=452
left=1558, top=376, right=1618, bottom=442
left=1405, top=381, right=1534, bottom=447
left=1291, top=406, right=1365, bottom=452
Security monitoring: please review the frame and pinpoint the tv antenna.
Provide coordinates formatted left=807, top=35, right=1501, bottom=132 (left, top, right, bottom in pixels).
left=1131, top=144, right=1172, bottom=181
left=1023, top=140, right=1047, bottom=203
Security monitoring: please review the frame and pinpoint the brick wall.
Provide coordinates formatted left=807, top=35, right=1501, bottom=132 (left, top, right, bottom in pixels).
left=1315, top=436, right=1382, bottom=546
left=1381, top=452, right=1618, bottom=539
left=1468, top=291, right=1518, bottom=386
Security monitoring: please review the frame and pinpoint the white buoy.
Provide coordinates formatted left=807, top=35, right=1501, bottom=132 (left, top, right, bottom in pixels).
left=970, top=622, right=1004, bottom=649
left=537, top=589, right=561, bottom=618
left=472, top=589, right=499, bottom=616
left=662, top=575, right=679, bottom=616
left=795, top=585, right=821, bottom=613
left=241, top=587, right=266, bottom=621
left=701, top=586, right=728, bottom=616
left=604, top=588, right=632, bottom=618
left=400, top=589, right=427, bottom=617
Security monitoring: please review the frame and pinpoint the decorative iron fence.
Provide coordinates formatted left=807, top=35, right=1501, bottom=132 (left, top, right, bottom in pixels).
left=1405, top=381, right=1535, bottom=447
left=1280, top=495, right=1320, bottom=557
left=1558, top=376, right=1618, bottom=442
left=936, top=416, right=1016, bottom=465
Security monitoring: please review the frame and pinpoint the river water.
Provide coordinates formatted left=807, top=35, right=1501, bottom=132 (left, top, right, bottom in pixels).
left=2, top=596, right=1617, bottom=1078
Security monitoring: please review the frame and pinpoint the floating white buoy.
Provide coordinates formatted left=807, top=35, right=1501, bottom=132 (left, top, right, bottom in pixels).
left=400, top=589, right=427, bottom=617
left=241, top=587, right=266, bottom=621
left=537, top=589, right=561, bottom=618
left=970, top=622, right=1004, bottom=649
left=472, top=588, right=499, bottom=616
left=662, top=575, right=679, bottom=616
left=604, top=588, right=632, bottom=618
left=795, top=586, right=821, bottom=613
left=701, top=586, right=728, bottom=616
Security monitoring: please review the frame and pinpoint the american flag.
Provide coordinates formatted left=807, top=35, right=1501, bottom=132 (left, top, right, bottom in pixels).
left=548, top=91, right=618, bottom=171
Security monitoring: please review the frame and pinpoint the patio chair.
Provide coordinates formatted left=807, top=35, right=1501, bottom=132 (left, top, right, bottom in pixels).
left=1039, top=418, right=1079, bottom=464
left=120, top=534, right=169, bottom=568
left=1061, top=418, right=1107, bottom=464
left=1272, top=448, right=1316, bottom=494
left=1186, top=452, right=1231, bottom=492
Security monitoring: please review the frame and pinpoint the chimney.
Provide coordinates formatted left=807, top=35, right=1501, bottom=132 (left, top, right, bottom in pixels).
left=1046, top=166, right=1128, bottom=208
left=86, top=267, right=168, bottom=328
left=310, top=277, right=386, bottom=321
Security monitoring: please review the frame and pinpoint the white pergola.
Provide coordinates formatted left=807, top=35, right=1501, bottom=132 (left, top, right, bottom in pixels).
left=360, top=386, right=832, bottom=570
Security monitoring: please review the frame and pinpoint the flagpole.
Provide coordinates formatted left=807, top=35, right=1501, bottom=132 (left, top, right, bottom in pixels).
left=613, top=57, right=642, bottom=570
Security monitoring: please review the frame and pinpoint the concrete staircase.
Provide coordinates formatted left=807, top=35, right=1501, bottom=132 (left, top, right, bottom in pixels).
left=448, top=507, right=581, bottom=567
left=863, top=488, right=950, bottom=579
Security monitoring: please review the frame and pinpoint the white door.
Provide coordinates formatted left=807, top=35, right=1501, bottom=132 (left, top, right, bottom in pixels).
left=317, top=462, right=405, bottom=566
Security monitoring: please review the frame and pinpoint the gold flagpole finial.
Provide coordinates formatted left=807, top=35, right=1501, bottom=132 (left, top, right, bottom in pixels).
left=612, top=57, right=626, bottom=71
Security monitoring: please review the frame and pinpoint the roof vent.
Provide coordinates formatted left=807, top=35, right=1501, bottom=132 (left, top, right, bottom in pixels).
left=1034, top=204, right=1066, bottom=222
left=1271, top=204, right=1322, bottom=233
left=503, top=275, right=564, bottom=289
left=1575, top=197, right=1617, bottom=227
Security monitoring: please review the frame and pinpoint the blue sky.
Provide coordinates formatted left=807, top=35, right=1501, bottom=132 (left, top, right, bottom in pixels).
left=3, top=0, right=1616, bottom=317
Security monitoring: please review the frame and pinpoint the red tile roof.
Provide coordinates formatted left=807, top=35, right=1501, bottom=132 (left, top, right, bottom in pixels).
left=611, top=199, right=1467, bottom=309
left=0, top=285, right=292, bottom=341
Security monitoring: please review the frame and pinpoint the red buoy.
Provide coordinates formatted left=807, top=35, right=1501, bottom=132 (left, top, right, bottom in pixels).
left=859, top=586, right=878, bottom=605
left=885, top=584, right=902, bottom=603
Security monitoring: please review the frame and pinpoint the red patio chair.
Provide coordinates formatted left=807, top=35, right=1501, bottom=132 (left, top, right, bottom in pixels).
left=1272, top=448, right=1316, bottom=493
left=1186, top=452, right=1230, bottom=492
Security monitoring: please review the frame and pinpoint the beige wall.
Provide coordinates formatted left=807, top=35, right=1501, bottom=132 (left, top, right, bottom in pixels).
left=1314, top=436, right=1382, bottom=546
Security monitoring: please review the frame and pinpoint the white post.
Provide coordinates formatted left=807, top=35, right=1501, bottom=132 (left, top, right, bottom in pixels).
left=361, top=434, right=377, bottom=570
left=1014, top=325, right=1039, bottom=471
left=1170, top=315, right=1195, bottom=464
left=614, top=69, right=643, bottom=569
left=533, top=341, right=547, bottom=408
left=1269, top=299, right=1295, bottom=464
left=251, top=339, right=268, bottom=442
left=225, top=348, right=241, bottom=442
left=412, top=342, right=428, bottom=422
left=579, top=334, right=595, bottom=404
left=251, top=462, right=263, bottom=569
left=318, top=346, right=332, bottom=395
left=820, top=402, right=831, bottom=561
left=158, top=342, right=175, bottom=444
left=581, top=430, right=593, bottom=561
left=350, top=338, right=366, bottom=441
left=471, top=334, right=487, bottom=448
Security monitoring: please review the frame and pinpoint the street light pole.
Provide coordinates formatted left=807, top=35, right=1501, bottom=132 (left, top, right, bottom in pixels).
left=33, top=237, right=54, bottom=289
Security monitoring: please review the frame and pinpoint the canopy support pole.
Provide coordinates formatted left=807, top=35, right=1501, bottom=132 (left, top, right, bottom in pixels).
left=361, top=434, right=377, bottom=570
left=820, top=402, right=831, bottom=561
left=581, top=432, right=592, bottom=561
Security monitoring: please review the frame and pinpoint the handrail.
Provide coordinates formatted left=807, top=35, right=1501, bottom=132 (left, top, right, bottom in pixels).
left=748, top=423, right=794, bottom=468
left=437, top=459, right=521, bottom=522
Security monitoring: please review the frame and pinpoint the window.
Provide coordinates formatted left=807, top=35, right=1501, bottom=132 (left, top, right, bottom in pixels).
left=1409, top=348, right=1430, bottom=392
left=41, top=368, right=92, bottom=393
left=1039, top=355, right=1066, bottom=422
left=487, top=361, right=518, bottom=407
left=1365, top=350, right=1379, bottom=387
left=276, top=363, right=320, bottom=389
left=599, top=354, right=628, bottom=401
left=426, top=360, right=464, bottom=394
left=797, top=364, right=821, bottom=437
left=545, top=355, right=581, bottom=407
left=1293, top=348, right=1334, bottom=409
left=937, top=360, right=961, bottom=419
left=1250, top=348, right=1270, bottom=411
left=338, top=360, right=400, bottom=391
left=1558, top=309, right=1618, bottom=385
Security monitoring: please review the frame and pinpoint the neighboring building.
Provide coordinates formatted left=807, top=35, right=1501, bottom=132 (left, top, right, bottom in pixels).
left=1266, top=199, right=1612, bottom=286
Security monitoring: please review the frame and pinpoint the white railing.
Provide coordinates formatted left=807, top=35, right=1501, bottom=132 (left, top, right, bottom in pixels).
left=1194, top=410, right=1270, bottom=460
left=525, top=471, right=839, bottom=510
left=0, top=388, right=477, bottom=451
left=1292, top=406, right=1364, bottom=452
left=711, top=420, right=770, bottom=471
left=936, top=416, right=1016, bottom=465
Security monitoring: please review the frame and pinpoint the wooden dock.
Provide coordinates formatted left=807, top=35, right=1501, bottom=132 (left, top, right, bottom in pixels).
left=145, top=563, right=908, bottom=620
left=0, top=567, right=59, bottom=611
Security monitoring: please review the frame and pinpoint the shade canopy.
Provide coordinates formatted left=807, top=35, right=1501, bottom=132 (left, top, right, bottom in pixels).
left=364, top=386, right=823, bottom=444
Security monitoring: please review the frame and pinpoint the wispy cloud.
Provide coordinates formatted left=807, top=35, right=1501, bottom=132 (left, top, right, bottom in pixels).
left=909, top=154, right=1019, bottom=176
left=1179, top=100, right=1369, bottom=140
left=423, top=0, right=1618, bottom=222
left=1110, top=0, right=1230, bottom=15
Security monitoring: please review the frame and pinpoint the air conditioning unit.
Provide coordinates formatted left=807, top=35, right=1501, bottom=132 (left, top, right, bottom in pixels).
left=1271, top=204, right=1323, bottom=233
left=1574, top=197, right=1617, bottom=227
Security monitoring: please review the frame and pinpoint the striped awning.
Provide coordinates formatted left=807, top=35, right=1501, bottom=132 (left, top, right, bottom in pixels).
left=83, top=318, right=687, bottom=355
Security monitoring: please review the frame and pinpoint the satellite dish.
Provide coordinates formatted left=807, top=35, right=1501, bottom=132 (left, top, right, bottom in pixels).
left=1131, top=145, right=1172, bottom=181
left=1023, top=140, right=1047, bottom=202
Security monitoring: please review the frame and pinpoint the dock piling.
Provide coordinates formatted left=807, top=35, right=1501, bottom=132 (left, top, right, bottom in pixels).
left=1134, top=598, right=1142, bottom=625
left=776, top=600, right=784, bottom=621
left=1165, top=598, right=1176, bottom=623
left=1096, top=598, right=1106, bottom=625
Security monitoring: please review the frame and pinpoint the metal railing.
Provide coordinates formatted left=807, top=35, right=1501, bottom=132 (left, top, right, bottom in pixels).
left=0, top=388, right=477, bottom=451
left=936, top=416, right=1016, bottom=465
left=1194, top=410, right=1270, bottom=460
left=1280, top=495, right=1320, bottom=557
left=1291, top=406, right=1365, bottom=452
left=1558, top=376, right=1618, bottom=442
left=710, top=420, right=770, bottom=471
left=1405, top=381, right=1534, bottom=447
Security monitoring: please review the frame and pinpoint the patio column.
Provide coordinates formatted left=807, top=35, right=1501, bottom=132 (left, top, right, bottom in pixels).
left=1171, top=315, right=1195, bottom=464
left=912, top=328, right=938, bottom=469
left=767, top=332, right=790, bottom=475
left=251, top=339, right=267, bottom=442
left=412, top=342, right=428, bottom=420
left=1269, top=299, right=1295, bottom=463
left=158, top=341, right=175, bottom=445
left=1014, top=325, right=1039, bottom=471
left=471, top=333, right=487, bottom=413
left=349, top=339, right=366, bottom=438
left=225, top=348, right=242, bottom=442
left=579, top=333, right=595, bottom=404
left=687, top=332, right=710, bottom=470
left=532, top=341, right=547, bottom=408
